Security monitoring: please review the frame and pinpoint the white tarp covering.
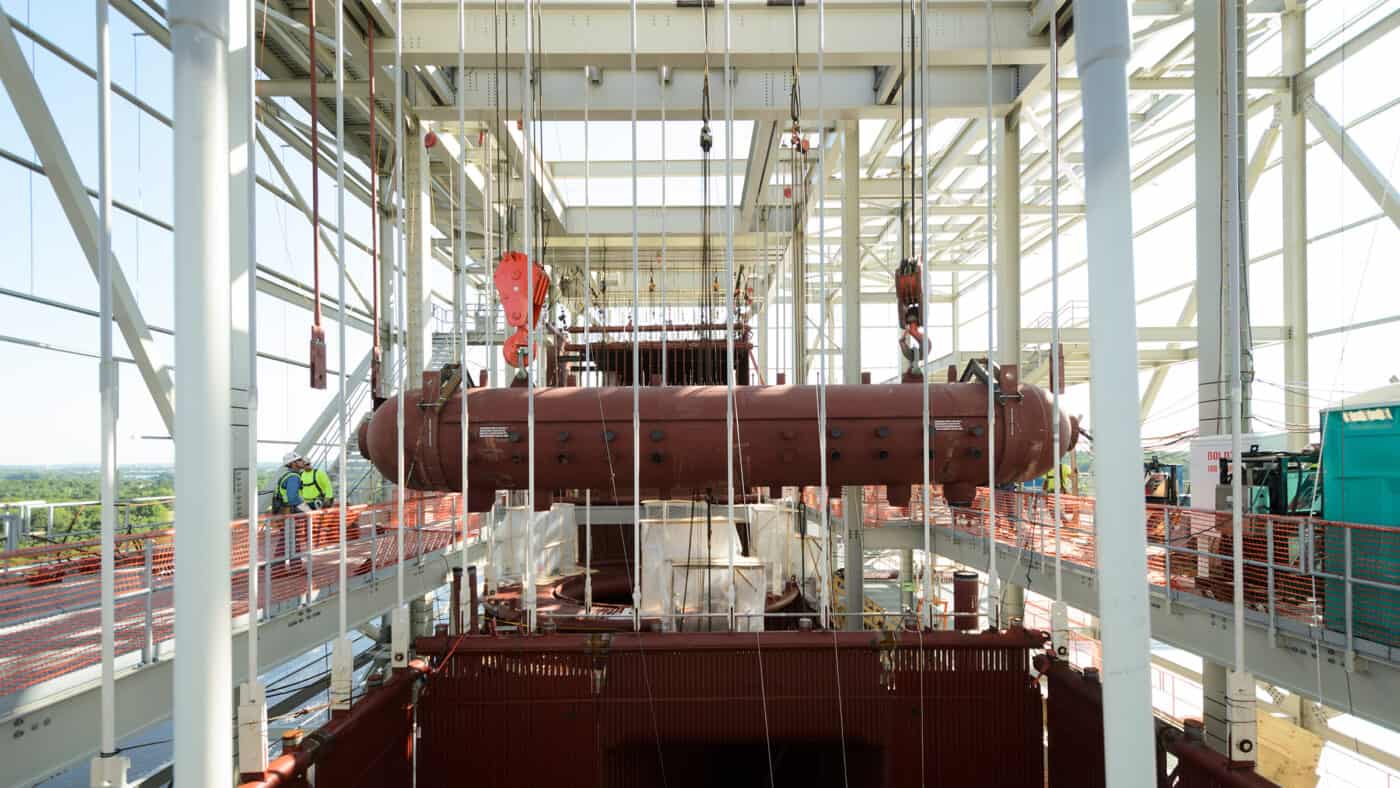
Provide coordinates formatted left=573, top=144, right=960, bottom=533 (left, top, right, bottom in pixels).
left=489, top=503, right=578, bottom=581
left=746, top=503, right=828, bottom=602
left=638, top=517, right=743, bottom=616
left=665, top=557, right=767, bottom=632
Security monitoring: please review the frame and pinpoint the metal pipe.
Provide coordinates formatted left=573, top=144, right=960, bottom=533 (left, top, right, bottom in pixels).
left=1074, top=2, right=1156, bottom=779
left=394, top=0, right=407, bottom=616
left=583, top=73, right=593, bottom=612
left=96, top=0, right=118, bottom=762
left=1225, top=0, right=1247, bottom=674
left=723, top=0, right=736, bottom=629
left=458, top=0, right=471, bottom=627
left=660, top=73, right=669, bottom=384
left=982, top=0, right=998, bottom=628
left=1048, top=13, right=1068, bottom=658
left=816, top=0, right=829, bottom=630
left=629, top=0, right=642, bottom=631
left=918, top=0, right=932, bottom=630
left=330, top=0, right=353, bottom=712
left=1281, top=8, right=1309, bottom=449
left=170, top=0, right=234, bottom=780
left=524, top=0, right=538, bottom=631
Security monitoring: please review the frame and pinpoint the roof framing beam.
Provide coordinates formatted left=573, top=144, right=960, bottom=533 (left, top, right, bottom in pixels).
left=394, top=0, right=1048, bottom=69
left=418, top=66, right=1018, bottom=122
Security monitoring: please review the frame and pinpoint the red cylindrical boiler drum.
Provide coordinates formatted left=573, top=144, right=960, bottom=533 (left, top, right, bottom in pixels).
left=359, top=381, right=1078, bottom=512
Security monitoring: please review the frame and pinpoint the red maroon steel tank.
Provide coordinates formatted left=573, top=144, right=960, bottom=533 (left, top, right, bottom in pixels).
left=359, top=374, right=1077, bottom=512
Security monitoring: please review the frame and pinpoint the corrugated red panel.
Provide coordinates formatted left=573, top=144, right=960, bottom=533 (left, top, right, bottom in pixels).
left=415, top=630, right=1045, bottom=788
left=1042, top=657, right=1105, bottom=788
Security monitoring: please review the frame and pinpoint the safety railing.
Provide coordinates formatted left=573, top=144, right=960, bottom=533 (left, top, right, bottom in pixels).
left=0, top=496, right=176, bottom=549
left=0, top=492, right=472, bottom=699
left=805, top=485, right=1400, bottom=660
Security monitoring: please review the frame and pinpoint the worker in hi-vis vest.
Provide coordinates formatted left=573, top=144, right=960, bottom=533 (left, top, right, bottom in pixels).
left=299, top=463, right=335, bottom=509
left=275, top=452, right=315, bottom=514
left=1043, top=461, right=1075, bottom=495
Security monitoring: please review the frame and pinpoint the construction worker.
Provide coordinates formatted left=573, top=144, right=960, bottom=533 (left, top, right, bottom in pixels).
left=1043, top=460, right=1075, bottom=495
left=275, top=452, right=314, bottom=514
left=299, top=460, right=335, bottom=510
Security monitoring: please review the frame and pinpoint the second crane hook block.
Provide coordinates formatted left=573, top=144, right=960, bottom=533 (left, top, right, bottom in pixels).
left=493, top=250, right=550, bottom=370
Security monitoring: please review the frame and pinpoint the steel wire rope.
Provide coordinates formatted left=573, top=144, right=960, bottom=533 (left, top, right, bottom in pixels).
left=584, top=70, right=594, bottom=612
left=1049, top=12, right=1065, bottom=618
left=394, top=0, right=408, bottom=632
left=457, top=0, right=472, bottom=618
left=981, top=0, right=999, bottom=630
left=661, top=79, right=669, bottom=383
left=332, top=0, right=353, bottom=710
left=756, top=630, right=777, bottom=788
left=723, top=0, right=738, bottom=631
left=815, top=0, right=832, bottom=634
left=915, top=0, right=931, bottom=777
left=629, top=0, right=642, bottom=633
left=523, top=0, right=539, bottom=631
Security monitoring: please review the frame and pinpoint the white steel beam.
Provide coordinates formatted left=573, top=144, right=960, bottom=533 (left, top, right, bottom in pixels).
left=1024, top=325, right=1288, bottom=343
left=394, top=1, right=1047, bottom=69
left=1077, top=2, right=1155, bottom=779
left=0, top=11, right=176, bottom=435
left=421, top=66, right=1019, bottom=121
left=1304, top=96, right=1400, bottom=233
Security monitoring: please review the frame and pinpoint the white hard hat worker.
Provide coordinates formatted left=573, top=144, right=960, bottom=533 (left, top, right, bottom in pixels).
left=276, top=453, right=314, bottom=513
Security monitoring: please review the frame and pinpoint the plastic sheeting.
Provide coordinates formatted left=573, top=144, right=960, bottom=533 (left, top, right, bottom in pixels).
left=746, top=503, right=828, bottom=603
left=638, top=517, right=742, bottom=616
left=489, top=504, right=578, bottom=581
left=665, top=557, right=767, bottom=632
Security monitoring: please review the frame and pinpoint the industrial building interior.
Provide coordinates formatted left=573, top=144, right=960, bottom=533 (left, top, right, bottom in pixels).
left=0, top=0, right=1397, bottom=785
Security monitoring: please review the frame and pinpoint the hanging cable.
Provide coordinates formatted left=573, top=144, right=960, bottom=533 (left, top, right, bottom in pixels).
left=982, top=0, right=999, bottom=630
left=660, top=72, right=669, bottom=384
left=457, top=0, right=471, bottom=623
left=723, top=0, right=737, bottom=630
left=523, top=0, right=539, bottom=631
left=95, top=0, right=117, bottom=762
left=308, top=0, right=327, bottom=389
left=394, top=0, right=408, bottom=641
left=917, top=0, right=933, bottom=632
left=629, top=0, right=643, bottom=631
left=816, top=0, right=832, bottom=631
left=369, top=21, right=382, bottom=400
left=331, top=0, right=352, bottom=710
left=1048, top=12, right=1067, bottom=655
left=583, top=66, right=593, bottom=612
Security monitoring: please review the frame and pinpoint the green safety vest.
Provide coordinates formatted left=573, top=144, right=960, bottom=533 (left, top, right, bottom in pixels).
left=1044, top=463, right=1072, bottom=493
left=300, top=468, right=334, bottom=502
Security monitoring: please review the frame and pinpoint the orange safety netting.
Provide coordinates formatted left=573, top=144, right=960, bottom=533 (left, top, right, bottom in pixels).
left=0, top=492, right=473, bottom=698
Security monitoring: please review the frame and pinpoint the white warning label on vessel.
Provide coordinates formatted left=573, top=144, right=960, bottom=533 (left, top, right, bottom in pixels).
left=933, top=419, right=962, bottom=431
left=478, top=425, right=510, bottom=439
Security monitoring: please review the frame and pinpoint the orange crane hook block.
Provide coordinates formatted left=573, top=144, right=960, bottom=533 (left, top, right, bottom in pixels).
left=494, top=250, right=550, bottom=369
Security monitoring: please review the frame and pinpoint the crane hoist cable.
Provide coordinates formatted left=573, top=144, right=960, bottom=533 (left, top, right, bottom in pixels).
left=368, top=19, right=383, bottom=403
left=308, top=0, right=327, bottom=389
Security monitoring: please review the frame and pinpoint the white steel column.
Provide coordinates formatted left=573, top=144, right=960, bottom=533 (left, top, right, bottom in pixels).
left=171, top=0, right=234, bottom=784
left=1281, top=6, right=1309, bottom=449
left=391, top=0, right=410, bottom=671
left=230, top=0, right=266, bottom=775
left=1194, top=3, right=1232, bottom=753
left=995, top=112, right=1021, bottom=370
left=1194, top=2, right=1226, bottom=441
left=840, top=121, right=863, bottom=631
left=405, top=126, right=432, bottom=382
left=1074, top=4, right=1156, bottom=782
left=995, top=109, right=1024, bottom=626
left=91, top=1, right=128, bottom=785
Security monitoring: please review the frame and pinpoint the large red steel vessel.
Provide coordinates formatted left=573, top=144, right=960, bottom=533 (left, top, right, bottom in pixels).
left=359, top=365, right=1077, bottom=511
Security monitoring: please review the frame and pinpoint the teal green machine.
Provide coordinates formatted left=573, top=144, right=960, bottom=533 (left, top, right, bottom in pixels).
left=1322, top=400, right=1400, bottom=648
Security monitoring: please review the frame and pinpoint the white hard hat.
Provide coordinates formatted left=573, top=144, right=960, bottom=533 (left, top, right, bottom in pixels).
left=282, top=451, right=305, bottom=466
